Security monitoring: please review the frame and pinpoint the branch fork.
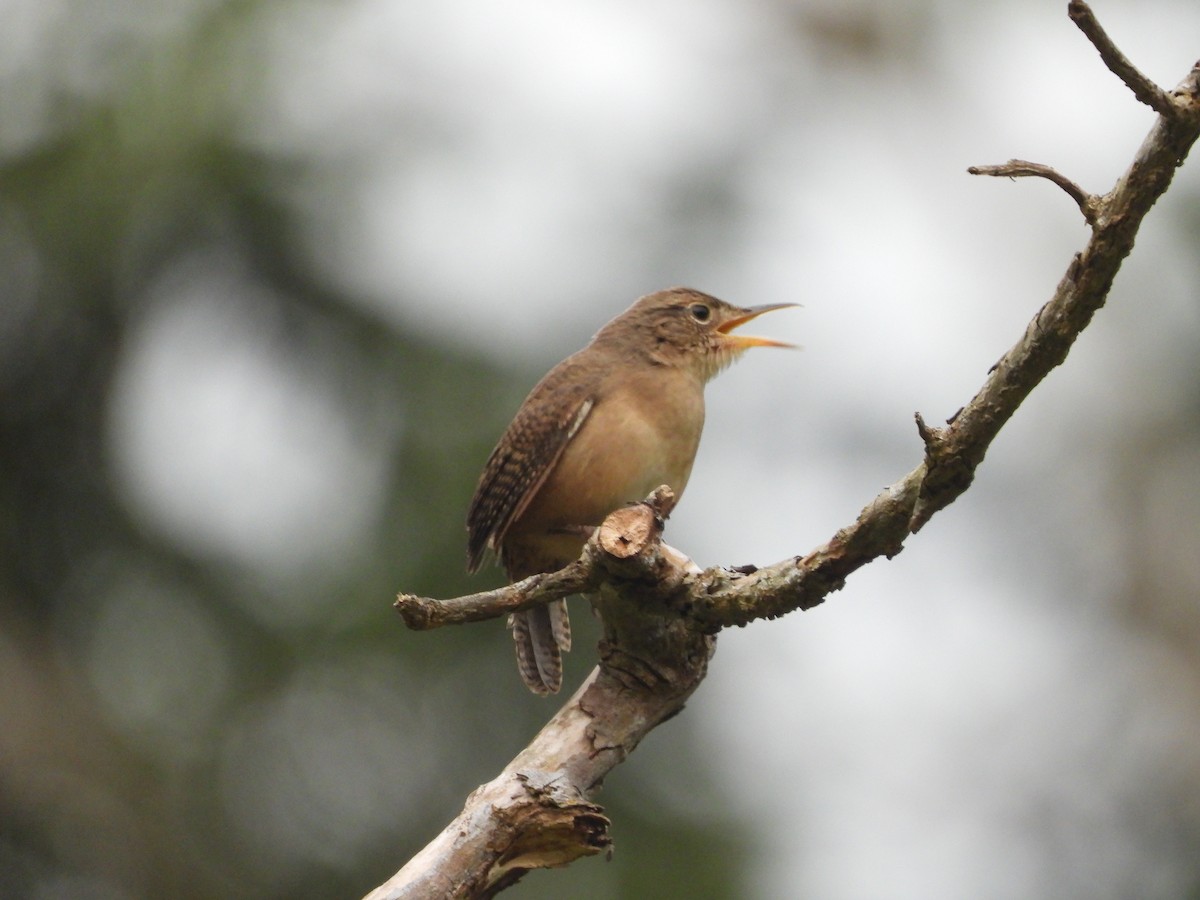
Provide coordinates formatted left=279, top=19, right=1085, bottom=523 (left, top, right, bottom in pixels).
left=969, top=2, right=1200, bottom=227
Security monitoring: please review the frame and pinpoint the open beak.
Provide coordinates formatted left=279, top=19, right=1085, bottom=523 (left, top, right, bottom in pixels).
left=716, top=302, right=799, bottom=349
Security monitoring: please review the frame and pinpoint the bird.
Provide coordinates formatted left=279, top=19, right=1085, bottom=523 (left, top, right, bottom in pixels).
left=466, top=287, right=795, bottom=695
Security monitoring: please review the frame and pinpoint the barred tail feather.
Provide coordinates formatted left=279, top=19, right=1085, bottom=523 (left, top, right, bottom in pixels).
left=510, top=601, right=570, bottom=694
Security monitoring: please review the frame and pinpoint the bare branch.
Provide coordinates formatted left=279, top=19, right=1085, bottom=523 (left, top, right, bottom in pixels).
left=372, top=503, right=706, bottom=899
left=967, top=159, right=1100, bottom=224
left=371, top=8, right=1200, bottom=897
left=396, top=562, right=598, bottom=630
left=690, top=54, right=1200, bottom=631
left=1069, top=0, right=1176, bottom=115
left=363, top=672, right=616, bottom=900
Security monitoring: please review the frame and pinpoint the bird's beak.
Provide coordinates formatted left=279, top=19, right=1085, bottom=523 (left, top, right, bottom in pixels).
left=717, top=303, right=799, bottom=349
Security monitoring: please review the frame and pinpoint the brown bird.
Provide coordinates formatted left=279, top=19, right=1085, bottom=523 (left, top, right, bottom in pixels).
left=466, top=287, right=795, bottom=694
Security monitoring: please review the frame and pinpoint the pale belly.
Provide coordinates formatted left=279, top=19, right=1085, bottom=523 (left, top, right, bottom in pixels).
left=506, top=370, right=705, bottom=569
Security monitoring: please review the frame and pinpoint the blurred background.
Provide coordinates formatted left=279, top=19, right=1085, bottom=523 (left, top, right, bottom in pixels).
left=2, top=0, right=1199, bottom=897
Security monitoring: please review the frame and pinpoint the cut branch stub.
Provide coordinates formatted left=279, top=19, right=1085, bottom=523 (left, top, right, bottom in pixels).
left=596, top=486, right=672, bottom=559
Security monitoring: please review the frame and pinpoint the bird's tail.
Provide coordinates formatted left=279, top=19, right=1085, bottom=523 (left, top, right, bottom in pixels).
left=510, top=600, right=572, bottom=695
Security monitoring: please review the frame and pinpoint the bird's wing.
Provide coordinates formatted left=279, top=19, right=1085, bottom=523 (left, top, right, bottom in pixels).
left=466, top=358, right=597, bottom=573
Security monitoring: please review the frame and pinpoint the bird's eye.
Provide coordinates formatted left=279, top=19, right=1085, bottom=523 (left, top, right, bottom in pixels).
left=689, top=303, right=711, bottom=322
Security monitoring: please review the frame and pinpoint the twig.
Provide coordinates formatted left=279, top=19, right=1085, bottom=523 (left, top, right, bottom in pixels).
left=1068, top=0, right=1176, bottom=115
left=967, top=159, right=1100, bottom=225
left=396, top=561, right=597, bottom=629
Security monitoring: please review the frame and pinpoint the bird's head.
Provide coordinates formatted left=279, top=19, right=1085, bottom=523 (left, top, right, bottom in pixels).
left=600, top=287, right=797, bottom=381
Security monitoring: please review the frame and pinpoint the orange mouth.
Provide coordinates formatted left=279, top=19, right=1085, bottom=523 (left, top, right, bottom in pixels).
left=717, top=303, right=799, bottom=349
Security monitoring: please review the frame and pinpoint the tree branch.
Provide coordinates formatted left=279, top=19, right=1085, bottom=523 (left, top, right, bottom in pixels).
left=396, top=562, right=597, bottom=630
left=371, top=501, right=706, bottom=900
left=369, top=7, right=1200, bottom=897
left=966, top=160, right=1100, bottom=224
left=1068, top=0, right=1178, bottom=115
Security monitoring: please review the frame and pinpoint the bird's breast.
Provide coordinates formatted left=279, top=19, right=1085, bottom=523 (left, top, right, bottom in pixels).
left=515, top=367, right=706, bottom=534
